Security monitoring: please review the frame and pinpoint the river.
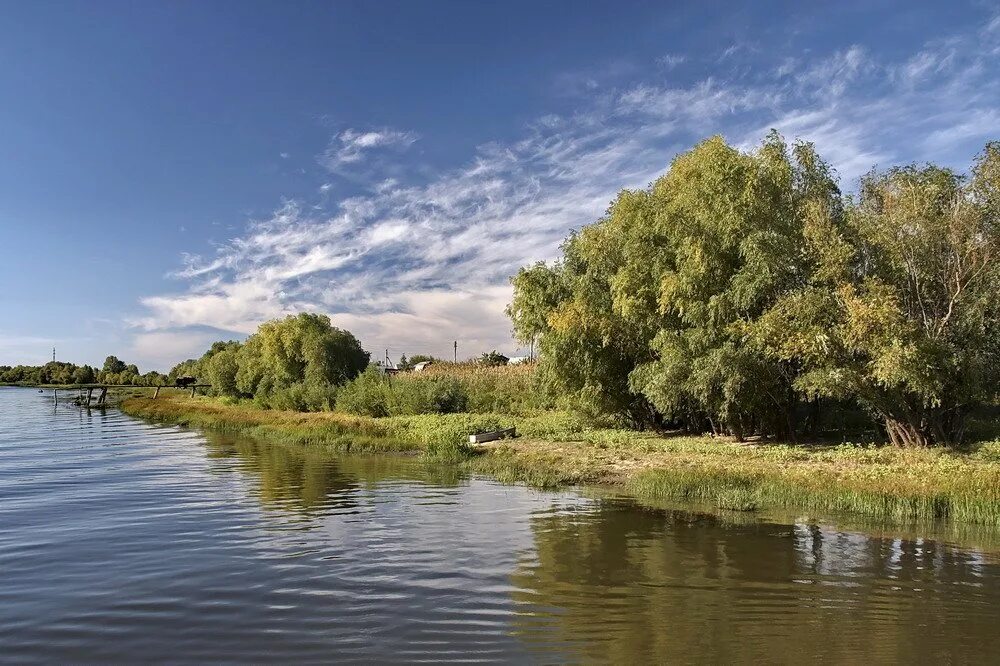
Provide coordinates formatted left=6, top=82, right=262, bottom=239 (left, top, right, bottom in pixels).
left=2, top=386, right=1000, bottom=663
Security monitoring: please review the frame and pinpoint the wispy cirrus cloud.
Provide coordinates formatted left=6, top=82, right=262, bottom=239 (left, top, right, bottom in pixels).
left=132, top=15, right=1000, bottom=364
left=320, top=127, right=418, bottom=173
left=655, top=54, right=686, bottom=69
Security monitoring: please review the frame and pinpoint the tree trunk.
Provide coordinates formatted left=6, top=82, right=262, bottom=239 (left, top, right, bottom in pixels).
left=883, top=416, right=932, bottom=447
left=806, top=398, right=821, bottom=439
left=727, top=417, right=745, bottom=443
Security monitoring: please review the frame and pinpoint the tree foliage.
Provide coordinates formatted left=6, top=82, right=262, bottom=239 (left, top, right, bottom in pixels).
left=102, top=355, right=127, bottom=375
left=510, top=134, right=1000, bottom=446
left=478, top=350, right=510, bottom=367
left=167, top=313, right=370, bottom=411
left=0, top=358, right=156, bottom=386
left=756, top=143, right=1000, bottom=445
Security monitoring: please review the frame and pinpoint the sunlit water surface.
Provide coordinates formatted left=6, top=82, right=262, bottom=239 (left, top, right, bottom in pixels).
left=2, top=387, right=1000, bottom=663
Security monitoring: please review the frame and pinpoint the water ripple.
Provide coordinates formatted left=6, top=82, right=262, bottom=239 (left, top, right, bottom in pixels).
left=2, top=387, right=1000, bottom=663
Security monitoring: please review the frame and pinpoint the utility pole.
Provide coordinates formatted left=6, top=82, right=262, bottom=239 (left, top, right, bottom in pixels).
left=453, top=340, right=457, bottom=363
left=385, top=348, right=389, bottom=368
left=52, top=347, right=56, bottom=363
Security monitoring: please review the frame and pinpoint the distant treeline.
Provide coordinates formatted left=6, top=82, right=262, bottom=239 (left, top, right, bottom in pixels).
left=508, top=133, right=1000, bottom=447
left=0, top=356, right=168, bottom=386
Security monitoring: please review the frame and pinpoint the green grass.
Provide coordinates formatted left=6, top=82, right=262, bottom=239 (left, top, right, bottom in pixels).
left=467, top=430, right=1000, bottom=525
left=624, top=452, right=1000, bottom=525
left=120, top=395, right=1000, bottom=527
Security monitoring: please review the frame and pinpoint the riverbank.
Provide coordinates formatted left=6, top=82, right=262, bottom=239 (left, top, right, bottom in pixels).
left=120, top=396, right=1000, bottom=526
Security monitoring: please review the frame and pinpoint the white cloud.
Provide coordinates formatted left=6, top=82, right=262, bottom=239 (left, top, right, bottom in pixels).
left=132, top=22, right=1000, bottom=366
left=894, top=48, right=955, bottom=85
left=656, top=54, right=686, bottom=69
left=320, top=127, right=418, bottom=172
left=775, top=57, right=798, bottom=78
left=795, top=45, right=872, bottom=99
left=129, top=330, right=234, bottom=368
left=718, top=41, right=757, bottom=62
left=922, top=108, right=1000, bottom=152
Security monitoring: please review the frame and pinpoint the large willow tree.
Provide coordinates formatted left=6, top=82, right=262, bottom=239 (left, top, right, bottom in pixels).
left=757, top=143, right=1000, bottom=446
left=172, top=313, right=370, bottom=411
left=509, top=134, right=1000, bottom=445
left=510, top=132, right=840, bottom=436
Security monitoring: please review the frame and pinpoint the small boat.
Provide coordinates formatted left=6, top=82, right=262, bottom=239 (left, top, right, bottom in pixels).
left=468, top=427, right=516, bottom=444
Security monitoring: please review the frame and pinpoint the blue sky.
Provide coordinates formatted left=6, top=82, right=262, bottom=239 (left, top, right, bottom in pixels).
left=1, top=1, right=998, bottom=370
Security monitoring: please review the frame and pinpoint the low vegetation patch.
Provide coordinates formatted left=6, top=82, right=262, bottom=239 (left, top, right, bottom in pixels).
left=122, top=395, right=1000, bottom=527
left=335, top=362, right=552, bottom=417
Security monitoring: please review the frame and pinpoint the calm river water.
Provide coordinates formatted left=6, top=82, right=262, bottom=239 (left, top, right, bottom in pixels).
left=2, top=386, right=1000, bottom=663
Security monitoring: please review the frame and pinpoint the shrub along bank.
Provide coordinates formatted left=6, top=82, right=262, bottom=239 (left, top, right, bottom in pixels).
left=121, top=395, right=1000, bottom=527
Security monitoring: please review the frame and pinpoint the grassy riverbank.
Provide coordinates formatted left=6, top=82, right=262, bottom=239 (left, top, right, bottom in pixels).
left=120, top=396, right=1000, bottom=527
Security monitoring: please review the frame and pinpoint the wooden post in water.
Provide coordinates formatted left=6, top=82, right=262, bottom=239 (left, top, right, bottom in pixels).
left=97, top=387, right=108, bottom=406
left=153, top=386, right=160, bottom=399
left=86, top=387, right=93, bottom=406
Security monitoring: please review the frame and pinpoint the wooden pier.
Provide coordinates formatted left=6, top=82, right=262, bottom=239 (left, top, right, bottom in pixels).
left=48, top=383, right=212, bottom=407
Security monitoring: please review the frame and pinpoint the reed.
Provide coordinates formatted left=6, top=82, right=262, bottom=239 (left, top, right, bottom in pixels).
left=337, top=362, right=552, bottom=417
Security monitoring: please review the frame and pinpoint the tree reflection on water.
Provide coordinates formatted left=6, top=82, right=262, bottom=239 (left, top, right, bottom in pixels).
left=510, top=499, right=1000, bottom=662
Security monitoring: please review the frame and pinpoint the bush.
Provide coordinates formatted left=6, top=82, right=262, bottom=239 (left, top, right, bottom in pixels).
left=336, top=368, right=391, bottom=417
left=388, top=375, right=468, bottom=415
left=337, top=363, right=551, bottom=417
left=413, top=362, right=552, bottom=414
left=255, top=382, right=339, bottom=412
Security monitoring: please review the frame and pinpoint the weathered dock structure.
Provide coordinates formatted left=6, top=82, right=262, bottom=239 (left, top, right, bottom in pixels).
left=48, top=383, right=212, bottom=407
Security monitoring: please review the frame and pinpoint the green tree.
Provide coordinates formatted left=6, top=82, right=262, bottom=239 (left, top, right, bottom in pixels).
left=141, top=370, right=167, bottom=386
left=168, top=358, right=201, bottom=384
left=510, top=133, right=841, bottom=435
left=102, top=355, right=127, bottom=374
left=507, top=261, right=570, bottom=346
left=628, top=134, right=839, bottom=439
left=235, top=313, right=369, bottom=401
left=408, top=354, right=437, bottom=365
left=72, top=365, right=96, bottom=384
left=205, top=345, right=241, bottom=397
left=40, top=361, right=75, bottom=384
left=509, top=196, right=659, bottom=426
left=756, top=143, right=1000, bottom=446
left=478, top=350, right=509, bottom=366
left=335, top=366, right=391, bottom=417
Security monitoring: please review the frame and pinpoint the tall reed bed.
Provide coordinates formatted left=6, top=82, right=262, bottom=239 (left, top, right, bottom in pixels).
left=336, top=361, right=552, bottom=417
